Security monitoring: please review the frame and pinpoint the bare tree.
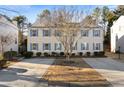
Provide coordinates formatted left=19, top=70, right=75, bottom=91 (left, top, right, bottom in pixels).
left=49, top=7, right=84, bottom=61
left=0, top=32, right=14, bottom=55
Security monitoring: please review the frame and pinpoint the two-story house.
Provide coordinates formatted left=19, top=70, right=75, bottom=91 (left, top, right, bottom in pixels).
left=0, top=14, right=18, bottom=53
left=27, top=16, right=104, bottom=55
left=111, top=16, right=124, bottom=53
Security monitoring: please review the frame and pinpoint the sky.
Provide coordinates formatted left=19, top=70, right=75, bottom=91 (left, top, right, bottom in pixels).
left=0, top=5, right=117, bottom=23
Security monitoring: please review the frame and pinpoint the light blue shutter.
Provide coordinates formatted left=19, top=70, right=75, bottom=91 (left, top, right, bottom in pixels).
left=43, top=30, right=44, bottom=36
left=30, top=43, right=32, bottom=50
left=99, top=30, right=100, bottom=37
left=81, top=30, right=83, bottom=36
left=87, top=31, right=89, bottom=37
left=81, top=43, right=83, bottom=50
left=36, top=43, right=38, bottom=50
left=99, top=43, right=100, bottom=50
left=87, top=43, right=89, bottom=50
left=43, top=44, right=44, bottom=50
left=60, top=43, right=62, bottom=50
left=49, top=30, right=51, bottom=36
left=55, top=43, right=56, bottom=50
left=48, top=44, right=51, bottom=50
left=30, top=30, right=32, bottom=36
left=93, top=30, right=94, bottom=36
left=93, top=43, right=95, bottom=50
left=37, top=30, right=38, bottom=36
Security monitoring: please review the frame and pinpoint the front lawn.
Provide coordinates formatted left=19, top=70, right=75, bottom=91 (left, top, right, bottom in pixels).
left=43, top=58, right=111, bottom=87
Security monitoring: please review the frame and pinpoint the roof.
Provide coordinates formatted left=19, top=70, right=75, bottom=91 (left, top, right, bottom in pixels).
left=0, top=14, right=18, bottom=31
left=32, top=16, right=53, bottom=27
left=81, top=15, right=102, bottom=28
left=32, top=15, right=102, bottom=28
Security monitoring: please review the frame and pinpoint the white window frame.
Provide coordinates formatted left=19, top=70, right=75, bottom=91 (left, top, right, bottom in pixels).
left=30, top=29, right=38, bottom=37
left=43, top=43, right=51, bottom=50
left=81, top=43, right=89, bottom=50
left=30, top=43, right=38, bottom=50
left=81, top=30, right=89, bottom=37
left=93, top=30, right=100, bottom=37
left=43, top=30, right=51, bottom=36
left=93, top=43, right=101, bottom=50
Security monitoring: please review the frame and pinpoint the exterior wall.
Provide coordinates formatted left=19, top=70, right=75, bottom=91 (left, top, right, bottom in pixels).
left=27, top=27, right=104, bottom=55
left=0, top=16, right=18, bottom=53
left=111, top=16, right=124, bottom=53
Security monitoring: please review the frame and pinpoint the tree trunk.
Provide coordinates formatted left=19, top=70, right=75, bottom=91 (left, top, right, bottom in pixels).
left=1, top=44, right=4, bottom=59
left=65, top=52, right=71, bottom=62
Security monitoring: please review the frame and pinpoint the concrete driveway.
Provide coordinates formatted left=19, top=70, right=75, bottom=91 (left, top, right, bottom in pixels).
left=83, top=58, right=124, bottom=87
left=0, top=58, right=54, bottom=87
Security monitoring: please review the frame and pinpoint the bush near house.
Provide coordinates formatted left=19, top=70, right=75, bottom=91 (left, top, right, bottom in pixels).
left=36, top=52, right=42, bottom=57
left=60, top=52, right=64, bottom=56
left=78, top=52, right=83, bottom=56
left=94, top=51, right=105, bottom=56
left=51, top=52, right=57, bottom=56
left=23, top=51, right=33, bottom=58
left=115, top=50, right=120, bottom=54
left=4, top=51, right=17, bottom=57
left=71, top=53, right=76, bottom=56
left=44, top=52, right=50, bottom=57
left=4, top=51, right=17, bottom=60
left=0, top=60, right=7, bottom=69
left=99, top=51, right=105, bottom=56
left=86, top=52, right=91, bottom=56
left=94, top=52, right=98, bottom=56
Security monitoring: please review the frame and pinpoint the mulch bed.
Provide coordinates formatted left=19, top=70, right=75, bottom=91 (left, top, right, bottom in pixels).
left=0, top=59, right=19, bottom=69
left=42, top=58, right=111, bottom=87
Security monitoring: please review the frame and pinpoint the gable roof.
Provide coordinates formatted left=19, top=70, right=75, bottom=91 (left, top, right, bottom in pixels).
left=32, top=15, right=102, bottom=28
left=0, top=14, right=18, bottom=31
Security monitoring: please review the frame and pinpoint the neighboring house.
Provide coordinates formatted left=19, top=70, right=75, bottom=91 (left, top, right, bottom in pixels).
left=27, top=16, right=104, bottom=55
left=0, top=14, right=18, bottom=53
left=111, top=16, right=124, bottom=53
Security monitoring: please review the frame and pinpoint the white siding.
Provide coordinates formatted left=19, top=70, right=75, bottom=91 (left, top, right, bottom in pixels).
left=0, top=16, right=18, bottom=53
left=111, top=16, right=124, bottom=53
left=28, top=27, right=104, bottom=55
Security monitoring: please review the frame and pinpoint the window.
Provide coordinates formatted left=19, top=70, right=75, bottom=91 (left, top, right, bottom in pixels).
left=81, top=43, right=89, bottom=50
left=30, top=43, right=38, bottom=50
left=30, top=29, right=38, bottom=36
left=81, top=30, right=89, bottom=37
left=93, top=30, right=100, bottom=37
left=55, top=43, right=62, bottom=50
left=55, top=30, right=61, bottom=37
left=43, top=43, right=51, bottom=50
left=93, top=43, right=100, bottom=50
left=43, top=30, right=51, bottom=36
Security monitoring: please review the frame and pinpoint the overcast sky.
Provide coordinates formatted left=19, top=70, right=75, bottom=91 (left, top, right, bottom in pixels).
left=0, top=5, right=117, bottom=23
